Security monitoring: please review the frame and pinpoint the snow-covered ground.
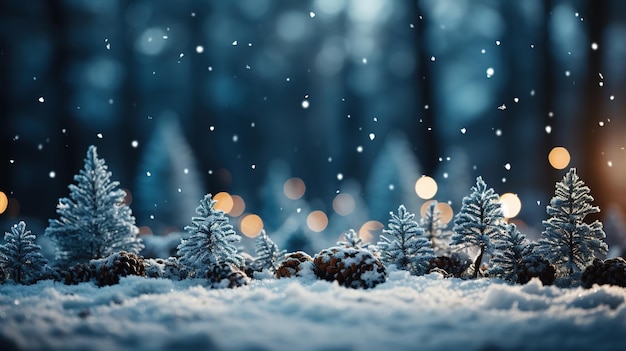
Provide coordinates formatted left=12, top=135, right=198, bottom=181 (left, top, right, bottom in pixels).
left=1, top=269, right=626, bottom=351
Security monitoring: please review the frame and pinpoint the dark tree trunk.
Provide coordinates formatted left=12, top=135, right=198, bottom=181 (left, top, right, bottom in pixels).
left=473, top=246, right=485, bottom=279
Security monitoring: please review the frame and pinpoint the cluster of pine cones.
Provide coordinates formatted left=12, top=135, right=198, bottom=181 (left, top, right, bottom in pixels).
left=313, top=247, right=388, bottom=289
left=64, top=251, right=146, bottom=286
left=581, top=258, right=626, bottom=289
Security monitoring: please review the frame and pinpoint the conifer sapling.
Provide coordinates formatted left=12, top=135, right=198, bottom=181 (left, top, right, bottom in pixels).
left=177, top=194, right=244, bottom=279
left=377, top=205, right=434, bottom=275
left=0, top=221, right=48, bottom=284
left=45, top=146, right=143, bottom=267
left=337, top=229, right=363, bottom=249
left=451, top=176, right=506, bottom=279
left=489, top=223, right=531, bottom=283
left=254, top=229, right=285, bottom=273
left=420, top=201, right=452, bottom=255
left=537, top=168, right=608, bottom=276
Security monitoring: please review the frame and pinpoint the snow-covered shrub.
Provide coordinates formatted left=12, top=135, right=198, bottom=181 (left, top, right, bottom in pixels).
left=253, top=230, right=285, bottom=274
left=488, top=223, right=532, bottom=283
left=536, top=168, right=608, bottom=277
left=208, top=263, right=249, bottom=289
left=377, top=205, right=434, bottom=276
left=0, top=221, right=48, bottom=284
left=580, top=258, right=626, bottom=289
left=177, top=194, right=245, bottom=279
left=428, top=252, right=472, bottom=278
left=451, top=177, right=506, bottom=279
left=45, top=146, right=143, bottom=267
left=313, top=246, right=387, bottom=289
left=337, top=229, right=363, bottom=249
left=275, top=251, right=314, bottom=279
left=145, top=257, right=186, bottom=280
left=92, top=251, right=146, bottom=286
left=420, top=201, right=452, bottom=255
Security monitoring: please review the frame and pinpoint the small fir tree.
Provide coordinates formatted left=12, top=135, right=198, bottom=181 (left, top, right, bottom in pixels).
left=489, top=223, right=531, bottom=283
left=45, top=146, right=143, bottom=266
left=337, top=229, right=363, bottom=249
left=0, top=221, right=48, bottom=284
left=177, top=194, right=244, bottom=278
left=420, top=201, right=452, bottom=255
left=451, top=177, right=506, bottom=279
left=254, top=230, right=285, bottom=273
left=377, top=205, right=434, bottom=275
left=537, top=168, right=608, bottom=276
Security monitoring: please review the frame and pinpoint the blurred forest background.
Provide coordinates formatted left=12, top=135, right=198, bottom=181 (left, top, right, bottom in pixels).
left=2, top=0, right=626, bottom=256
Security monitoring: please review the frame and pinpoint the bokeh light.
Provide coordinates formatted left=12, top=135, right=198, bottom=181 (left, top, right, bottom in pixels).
left=0, top=191, right=8, bottom=214
left=548, top=147, right=570, bottom=170
left=240, top=214, right=264, bottom=238
left=213, top=192, right=234, bottom=213
left=359, top=220, right=384, bottom=243
left=332, top=193, right=355, bottom=216
left=306, top=210, right=328, bottom=232
left=229, top=195, right=246, bottom=217
left=499, top=193, right=522, bottom=218
left=415, top=176, right=438, bottom=199
left=420, top=200, right=454, bottom=225
left=284, top=177, right=306, bottom=200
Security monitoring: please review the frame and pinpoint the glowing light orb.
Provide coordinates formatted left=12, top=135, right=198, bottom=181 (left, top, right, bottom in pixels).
left=415, top=176, right=438, bottom=199
left=306, top=211, right=328, bottom=232
left=229, top=195, right=246, bottom=217
left=359, top=220, right=384, bottom=243
left=240, top=214, right=263, bottom=238
left=213, top=192, right=234, bottom=213
left=284, top=177, right=306, bottom=200
left=0, top=191, right=8, bottom=214
left=499, top=193, right=522, bottom=219
left=548, top=147, right=570, bottom=170
left=332, top=193, right=355, bottom=216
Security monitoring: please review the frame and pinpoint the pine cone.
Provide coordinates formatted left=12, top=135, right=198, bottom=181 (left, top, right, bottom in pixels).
left=96, top=251, right=146, bottom=286
left=0, top=265, right=6, bottom=283
left=145, top=257, right=185, bottom=280
left=581, top=257, right=626, bottom=289
left=428, top=253, right=471, bottom=278
left=65, top=263, right=95, bottom=285
left=208, top=263, right=249, bottom=288
left=275, top=251, right=313, bottom=279
left=517, top=255, right=556, bottom=286
left=313, top=247, right=387, bottom=289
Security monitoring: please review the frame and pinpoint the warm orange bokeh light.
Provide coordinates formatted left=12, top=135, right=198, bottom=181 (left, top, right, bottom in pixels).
left=213, top=192, right=234, bottom=213
left=332, top=193, right=355, bottom=216
left=500, top=193, right=522, bottom=219
left=420, top=200, right=454, bottom=225
left=359, top=220, right=384, bottom=243
left=229, top=195, right=246, bottom=217
left=415, top=176, right=438, bottom=199
left=284, top=177, right=306, bottom=200
left=0, top=191, right=7, bottom=214
left=240, top=214, right=264, bottom=238
left=306, top=210, right=328, bottom=232
left=548, top=147, right=570, bottom=170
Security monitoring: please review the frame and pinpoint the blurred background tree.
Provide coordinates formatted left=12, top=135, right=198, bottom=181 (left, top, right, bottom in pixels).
left=1, top=0, right=626, bottom=255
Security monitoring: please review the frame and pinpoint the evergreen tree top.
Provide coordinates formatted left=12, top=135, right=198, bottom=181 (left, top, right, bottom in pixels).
left=383, top=205, right=422, bottom=240
left=547, top=168, right=599, bottom=219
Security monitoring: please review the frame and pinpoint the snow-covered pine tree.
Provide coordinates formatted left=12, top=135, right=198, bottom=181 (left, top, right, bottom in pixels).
left=377, top=205, right=434, bottom=275
left=420, top=201, right=452, bottom=255
left=451, top=176, right=506, bottom=279
left=45, top=146, right=143, bottom=267
left=177, top=194, right=244, bottom=278
left=489, top=223, right=531, bottom=283
left=337, top=229, right=363, bottom=249
left=254, top=229, right=285, bottom=273
left=537, top=168, right=608, bottom=276
left=0, top=221, right=48, bottom=284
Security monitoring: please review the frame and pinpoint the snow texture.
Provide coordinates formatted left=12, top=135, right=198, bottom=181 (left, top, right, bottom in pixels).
left=177, top=194, right=244, bottom=278
left=537, top=168, right=608, bottom=276
left=451, top=176, right=506, bottom=278
left=377, top=205, right=434, bottom=276
left=45, top=146, right=143, bottom=267
left=0, top=221, right=48, bottom=284
left=1, top=271, right=626, bottom=350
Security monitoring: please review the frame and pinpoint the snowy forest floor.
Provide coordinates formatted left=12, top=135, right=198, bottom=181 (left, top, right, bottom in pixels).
left=1, top=268, right=626, bottom=351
